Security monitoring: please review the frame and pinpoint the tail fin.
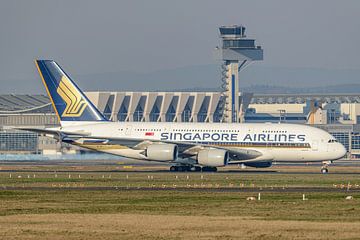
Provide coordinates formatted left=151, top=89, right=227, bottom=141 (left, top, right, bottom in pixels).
left=35, top=60, right=107, bottom=123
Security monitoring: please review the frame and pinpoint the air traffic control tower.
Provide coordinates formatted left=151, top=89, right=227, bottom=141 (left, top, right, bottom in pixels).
left=215, top=25, right=263, bottom=123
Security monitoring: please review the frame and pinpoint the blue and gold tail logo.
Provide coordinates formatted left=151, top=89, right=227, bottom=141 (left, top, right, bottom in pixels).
left=36, top=60, right=107, bottom=122
left=56, top=76, right=88, bottom=117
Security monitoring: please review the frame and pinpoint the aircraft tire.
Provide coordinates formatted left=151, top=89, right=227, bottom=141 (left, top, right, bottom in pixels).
left=202, top=167, right=217, bottom=172
left=194, top=166, right=202, bottom=172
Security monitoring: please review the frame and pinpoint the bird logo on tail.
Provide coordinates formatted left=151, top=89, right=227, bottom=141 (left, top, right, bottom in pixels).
left=56, top=76, right=88, bottom=117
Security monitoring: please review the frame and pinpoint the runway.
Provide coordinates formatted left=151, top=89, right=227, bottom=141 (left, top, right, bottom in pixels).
left=2, top=169, right=360, bottom=175
left=1, top=158, right=360, bottom=175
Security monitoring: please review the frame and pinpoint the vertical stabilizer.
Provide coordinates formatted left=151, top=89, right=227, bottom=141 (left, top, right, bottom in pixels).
left=35, top=60, right=107, bottom=124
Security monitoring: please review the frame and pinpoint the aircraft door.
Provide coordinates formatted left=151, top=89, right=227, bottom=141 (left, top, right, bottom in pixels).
left=125, top=125, right=132, bottom=136
left=312, top=140, right=318, bottom=151
left=326, top=141, right=331, bottom=152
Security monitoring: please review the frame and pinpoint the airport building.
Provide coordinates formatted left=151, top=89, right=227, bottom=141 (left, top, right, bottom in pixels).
left=1, top=92, right=360, bottom=159
left=0, top=94, right=59, bottom=154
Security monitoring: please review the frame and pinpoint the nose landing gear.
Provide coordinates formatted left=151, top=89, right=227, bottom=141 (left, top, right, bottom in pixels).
left=321, top=167, right=329, bottom=174
left=321, top=161, right=332, bottom=174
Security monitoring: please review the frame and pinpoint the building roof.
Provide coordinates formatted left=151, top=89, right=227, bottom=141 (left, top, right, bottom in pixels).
left=0, top=94, right=51, bottom=113
left=0, top=92, right=359, bottom=114
left=251, top=93, right=360, bottom=104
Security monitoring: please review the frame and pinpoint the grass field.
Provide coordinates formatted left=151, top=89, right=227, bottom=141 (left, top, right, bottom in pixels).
left=0, top=164, right=360, bottom=239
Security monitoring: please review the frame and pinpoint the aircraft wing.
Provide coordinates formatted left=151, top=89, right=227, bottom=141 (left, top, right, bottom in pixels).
left=65, top=135, right=265, bottom=162
left=14, top=127, right=90, bottom=140
left=16, top=128, right=268, bottom=162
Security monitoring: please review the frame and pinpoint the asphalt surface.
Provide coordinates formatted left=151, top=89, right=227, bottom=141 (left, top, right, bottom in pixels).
left=1, top=159, right=360, bottom=166
left=1, top=159, right=360, bottom=174
left=1, top=170, right=360, bottom=175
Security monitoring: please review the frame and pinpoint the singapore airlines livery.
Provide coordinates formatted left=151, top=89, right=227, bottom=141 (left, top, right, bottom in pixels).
left=21, top=60, right=346, bottom=173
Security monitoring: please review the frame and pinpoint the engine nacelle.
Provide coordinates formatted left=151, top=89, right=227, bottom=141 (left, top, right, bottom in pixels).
left=197, top=149, right=229, bottom=167
left=144, top=144, right=178, bottom=161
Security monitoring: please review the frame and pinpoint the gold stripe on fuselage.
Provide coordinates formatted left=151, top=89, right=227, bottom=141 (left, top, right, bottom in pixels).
left=215, top=144, right=311, bottom=149
left=74, top=143, right=129, bottom=151
left=74, top=142, right=309, bottom=152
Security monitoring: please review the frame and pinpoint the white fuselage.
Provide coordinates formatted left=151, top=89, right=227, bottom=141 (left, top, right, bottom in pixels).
left=60, top=121, right=346, bottom=164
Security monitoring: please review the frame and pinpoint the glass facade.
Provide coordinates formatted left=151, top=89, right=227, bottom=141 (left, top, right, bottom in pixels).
left=223, top=39, right=255, bottom=49
left=117, top=107, right=127, bottom=121
left=0, top=131, right=38, bottom=152
left=149, top=106, right=160, bottom=122
left=197, top=96, right=210, bottom=122
left=351, top=134, right=360, bottom=150
left=103, top=104, right=112, bottom=120
left=219, top=26, right=245, bottom=36
left=133, top=102, right=144, bottom=121
left=330, top=132, right=350, bottom=152
left=181, top=108, right=191, bottom=122
left=245, top=115, right=307, bottom=122
left=0, top=114, right=58, bottom=126
left=165, top=105, right=176, bottom=122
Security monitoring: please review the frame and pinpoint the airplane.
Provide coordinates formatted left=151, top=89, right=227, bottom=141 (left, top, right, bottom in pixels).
left=19, top=60, right=347, bottom=173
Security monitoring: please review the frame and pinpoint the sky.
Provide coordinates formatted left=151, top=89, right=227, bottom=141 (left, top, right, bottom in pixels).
left=0, top=0, right=359, bottom=93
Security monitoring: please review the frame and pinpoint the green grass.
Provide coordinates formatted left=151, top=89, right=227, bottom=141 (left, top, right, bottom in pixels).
left=1, top=171, right=359, bottom=188
left=1, top=169, right=360, bottom=222
left=0, top=189, right=359, bottom=221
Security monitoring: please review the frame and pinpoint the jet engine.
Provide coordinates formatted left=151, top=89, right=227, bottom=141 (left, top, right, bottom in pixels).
left=144, top=144, right=178, bottom=161
left=197, top=149, right=229, bottom=167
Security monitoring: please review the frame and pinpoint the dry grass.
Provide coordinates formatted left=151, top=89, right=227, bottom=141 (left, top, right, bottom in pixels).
left=1, top=190, right=359, bottom=221
left=1, top=165, right=360, bottom=239
left=1, top=213, right=360, bottom=240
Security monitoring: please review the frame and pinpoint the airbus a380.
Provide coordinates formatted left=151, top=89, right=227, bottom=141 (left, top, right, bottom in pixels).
left=20, top=60, right=346, bottom=173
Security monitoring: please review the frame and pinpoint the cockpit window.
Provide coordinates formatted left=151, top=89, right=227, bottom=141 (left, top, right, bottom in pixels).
left=328, top=139, right=338, bottom=143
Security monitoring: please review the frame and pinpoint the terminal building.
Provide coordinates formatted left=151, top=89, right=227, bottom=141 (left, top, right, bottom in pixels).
left=1, top=92, right=360, bottom=159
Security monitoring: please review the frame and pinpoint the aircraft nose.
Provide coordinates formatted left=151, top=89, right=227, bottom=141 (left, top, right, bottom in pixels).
left=336, top=143, right=347, bottom=159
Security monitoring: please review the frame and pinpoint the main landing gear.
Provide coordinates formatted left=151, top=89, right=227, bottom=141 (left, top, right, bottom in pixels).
left=169, top=165, right=217, bottom=172
left=321, top=161, right=332, bottom=174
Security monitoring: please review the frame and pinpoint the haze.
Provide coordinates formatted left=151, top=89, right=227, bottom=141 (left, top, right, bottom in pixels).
left=0, top=0, right=359, bottom=93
